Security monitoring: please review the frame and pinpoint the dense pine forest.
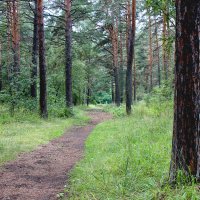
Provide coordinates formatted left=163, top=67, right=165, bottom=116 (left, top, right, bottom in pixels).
left=0, top=0, right=200, bottom=199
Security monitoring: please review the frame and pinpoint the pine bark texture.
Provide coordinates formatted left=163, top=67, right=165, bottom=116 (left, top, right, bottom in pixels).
left=31, top=0, right=38, bottom=98
left=126, top=0, right=136, bottom=115
left=86, top=86, right=91, bottom=106
left=65, top=0, right=73, bottom=108
left=38, top=0, right=48, bottom=118
left=6, top=2, right=11, bottom=81
left=133, top=52, right=136, bottom=101
left=108, top=22, right=120, bottom=107
left=11, top=0, right=20, bottom=75
left=162, top=10, right=168, bottom=80
left=148, top=15, right=153, bottom=90
left=0, top=39, right=2, bottom=91
left=170, top=0, right=200, bottom=182
left=111, top=77, right=115, bottom=103
left=119, top=26, right=124, bottom=103
left=155, top=18, right=161, bottom=87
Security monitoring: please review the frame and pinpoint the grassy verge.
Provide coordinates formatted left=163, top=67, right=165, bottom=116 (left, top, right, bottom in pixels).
left=0, top=105, right=90, bottom=165
left=66, top=101, right=200, bottom=200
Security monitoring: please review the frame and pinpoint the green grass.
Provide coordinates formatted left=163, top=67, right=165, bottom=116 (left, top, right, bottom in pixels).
left=0, top=105, right=90, bottom=165
left=66, top=101, right=200, bottom=200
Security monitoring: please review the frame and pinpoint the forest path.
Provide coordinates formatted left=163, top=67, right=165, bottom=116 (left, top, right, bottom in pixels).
left=0, top=110, right=112, bottom=200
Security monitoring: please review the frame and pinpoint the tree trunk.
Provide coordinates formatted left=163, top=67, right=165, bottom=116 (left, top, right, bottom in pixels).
left=108, top=21, right=120, bottom=106
left=0, top=38, right=2, bottom=91
left=126, top=0, right=131, bottom=62
left=133, top=52, right=136, bottom=101
left=114, top=19, right=120, bottom=107
left=31, top=0, right=38, bottom=98
left=38, top=0, right=48, bottom=118
left=86, top=67, right=91, bottom=106
left=169, top=0, right=200, bottom=183
left=65, top=0, right=73, bottom=108
left=162, top=10, right=168, bottom=80
left=86, top=84, right=91, bottom=106
left=113, top=65, right=120, bottom=106
left=148, top=14, right=153, bottom=90
left=11, top=0, right=20, bottom=75
left=111, top=77, right=115, bottom=103
left=126, top=0, right=136, bottom=115
left=155, top=18, right=161, bottom=87
left=6, top=2, right=12, bottom=82
left=119, top=24, right=124, bottom=103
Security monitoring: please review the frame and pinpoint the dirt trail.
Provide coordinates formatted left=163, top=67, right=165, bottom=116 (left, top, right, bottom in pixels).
left=0, top=110, right=112, bottom=200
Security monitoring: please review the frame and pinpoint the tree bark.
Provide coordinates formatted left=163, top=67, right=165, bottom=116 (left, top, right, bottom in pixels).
left=65, top=0, right=73, bottom=108
left=38, top=0, right=48, bottom=118
left=133, top=52, right=136, bottom=101
left=11, top=0, right=20, bottom=75
left=162, top=8, right=168, bottom=80
left=119, top=23, right=124, bottom=103
left=126, top=0, right=131, bottom=61
left=6, top=2, right=12, bottom=82
left=126, top=0, right=136, bottom=115
left=86, top=84, right=91, bottom=106
left=31, top=0, right=38, bottom=98
left=113, top=64, right=120, bottom=106
left=111, top=77, right=115, bottom=103
left=0, top=38, right=2, bottom=91
left=170, top=0, right=200, bottom=183
left=155, top=18, right=161, bottom=87
left=108, top=21, right=120, bottom=106
left=148, top=14, right=153, bottom=90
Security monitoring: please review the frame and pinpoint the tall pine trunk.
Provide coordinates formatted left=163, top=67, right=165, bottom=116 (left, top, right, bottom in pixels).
left=170, top=0, right=200, bottom=183
left=155, top=18, right=161, bottom=87
left=113, top=65, right=120, bottom=106
left=126, top=0, right=136, bottom=115
left=6, top=2, right=11, bottom=82
left=38, top=0, right=48, bottom=118
left=148, top=14, right=153, bottom=90
left=31, top=0, right=38, bottom=98
left=86, top=82, right=91, bottom=107
left=111, top=77, right=115, bottom=103
left=119, top=24, right=124, bottom=103
left=162, top=9, right=168, bottom=80
left=12, top=0, right=20, bottom=75
left=133, top=52, right=136, bottom=101
left=113, top=19, right=120, bottom=107
left=108, top=23, right=120, bottom=106
left=0, top=38, right=2, bottom=91
left=65, top=0, right=73, bottom=108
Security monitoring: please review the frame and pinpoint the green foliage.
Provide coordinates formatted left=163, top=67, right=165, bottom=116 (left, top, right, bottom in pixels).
left=48, top=101, right=74, bottom=118
left=66, top=102, right=200, bottom=200
left=94, top=91, right=112, bottom=104
left=103, top=104, right=126, bottom=117
left=144, top=80, right=173, bottom=116
left=0, top=63, right=40, bottom=114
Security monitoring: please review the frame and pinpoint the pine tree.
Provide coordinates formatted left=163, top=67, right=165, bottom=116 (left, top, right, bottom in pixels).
left=126, top=0, right=136, bottom=115
left=38, top=0, right=48, bottom=118
left=170, top=0, right=200, bottom=183
left=65, top=0, right=73, bottom=108
left=31, top=0, right=38, bottom=98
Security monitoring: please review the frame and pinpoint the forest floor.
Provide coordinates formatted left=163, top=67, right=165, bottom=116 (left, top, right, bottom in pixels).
left=0, top=110, right=112, bottom=200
